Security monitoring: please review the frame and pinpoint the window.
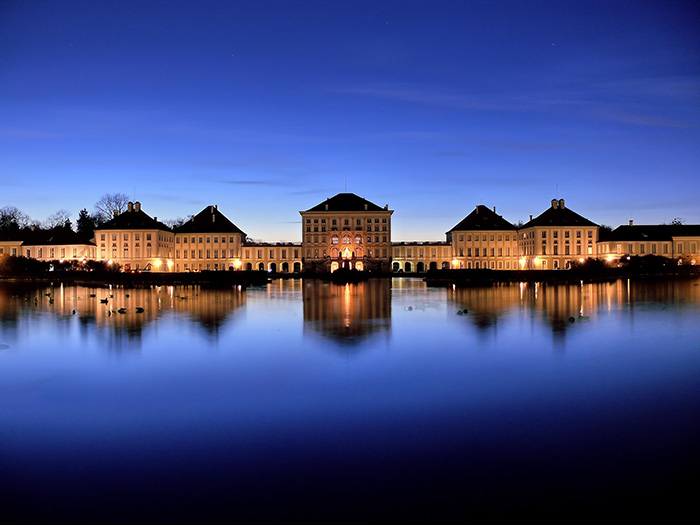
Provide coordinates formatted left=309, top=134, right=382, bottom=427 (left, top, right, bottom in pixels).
left=553, top=231, right=558, bottom=238
left=542, top=231, right=547, bottom=238
left=475, top=248, right=480, bottom=257
left=214, top=237, right=218, bottom=243
left=206, top=237, right=211, bottom=243
left=206, top=250, right=211, bottom=259
left=199, top=237, right=203, bottom=243
left=355, top=235, right=362, bottom=244
left=331, top=235, right=339, bottom=245
left=214, top=250, right=218, bottom=258
left=565, top=231, right=570, bottom=238
left=146, top=234, right=152, bottom=241
left=100, top=234, right=105, bottom=241
left=342, top=235, right=351, bottom=244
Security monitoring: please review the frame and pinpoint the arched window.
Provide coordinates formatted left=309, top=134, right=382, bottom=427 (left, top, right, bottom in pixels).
left=331, top=234, right=339, bottom=245
left=342, top=235, right=351, bottom=244
left=355, top=234, right=362, bottom=244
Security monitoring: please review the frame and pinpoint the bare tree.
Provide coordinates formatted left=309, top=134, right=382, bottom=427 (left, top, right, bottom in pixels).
left=44, top=209, right=73, bottom=230
left=94, top=193, right=130, bottom=223
left=162, top=216, right=192, bottom=229
left=0, top=205, right=31, bottom=230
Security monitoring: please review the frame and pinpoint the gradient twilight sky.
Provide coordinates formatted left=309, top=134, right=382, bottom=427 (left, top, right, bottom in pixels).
left=1, top=0, right=698, bottom=241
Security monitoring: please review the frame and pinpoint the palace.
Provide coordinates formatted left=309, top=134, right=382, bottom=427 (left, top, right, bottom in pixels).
left=2, top=192, right=698, bottom=271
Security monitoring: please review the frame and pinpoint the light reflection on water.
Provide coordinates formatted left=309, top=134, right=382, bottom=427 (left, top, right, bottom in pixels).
left=1, top=278, right=699, bottom=519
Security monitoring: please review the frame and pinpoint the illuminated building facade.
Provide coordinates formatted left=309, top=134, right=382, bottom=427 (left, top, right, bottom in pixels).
left=5, top=193, right=699, bottom=273
left=517, top=199, right=599, bottom=270
left=300, top=193, right=393, bottom=272
left=93, top=201, right=174, bottom=271
left=597, top=222, right=700, bottom=265
left=391, top=242, right=452, bottom=272
left=173, top=205, right=246, bottom=272
left=0, top=228, right=95, bottom=262
left=446, top=205, right=519, bottom=270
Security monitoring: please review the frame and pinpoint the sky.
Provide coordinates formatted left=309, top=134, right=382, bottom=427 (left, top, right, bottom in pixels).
left=1, top=0, right=698, bottom=241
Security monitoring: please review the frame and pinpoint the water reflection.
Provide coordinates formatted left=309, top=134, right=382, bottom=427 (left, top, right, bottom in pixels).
left=0, top=282, right=245, bottom=352
left=302, top=279, right=391, bottom=348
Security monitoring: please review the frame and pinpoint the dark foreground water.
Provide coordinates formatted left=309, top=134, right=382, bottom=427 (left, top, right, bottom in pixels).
left=1, top=278, right=699, bottom=520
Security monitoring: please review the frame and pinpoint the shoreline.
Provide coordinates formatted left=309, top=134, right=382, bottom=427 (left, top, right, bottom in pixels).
left=1, top=266, right=698, bottom=288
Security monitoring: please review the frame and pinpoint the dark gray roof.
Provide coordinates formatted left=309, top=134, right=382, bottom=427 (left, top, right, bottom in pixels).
left=305, top=193, right=386, bottom=212
left=522, top=201, right=598, bottom=228
left=0, top=228, right=94, bottom=246
left=602, top=224, right=700, bottom=242
left=21, top=229, right=95, bottom=246
left=98, top=209, right=170, bottom=231
left=447, top=205, right=516, bottom=233
left=174, top=206, right=245, bottom=235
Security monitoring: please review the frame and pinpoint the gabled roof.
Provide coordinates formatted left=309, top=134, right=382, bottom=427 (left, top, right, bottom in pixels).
left=174, top=206, right=245, bottom=235
left=447, top=205, right=516, bottom=233
left=522, top=199, right=598, bottom=228
left=601, top=224, right=700, bottom=242
left=98, top=208, right=170, bottom=231
left=304, top=193, right=388, bottom=212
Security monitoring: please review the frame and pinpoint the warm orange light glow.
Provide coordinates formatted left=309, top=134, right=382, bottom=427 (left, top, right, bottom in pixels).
left=154, top=259, right=162, bottom=268
left=233, top=259, right=242, bottom=268
left=167, top=259, right=174, bottom=269
left=579, top=258, right=584, bottom=263
left=519, top=257, right=526, bottom=266
left=107, top=259, right=113, bottom=265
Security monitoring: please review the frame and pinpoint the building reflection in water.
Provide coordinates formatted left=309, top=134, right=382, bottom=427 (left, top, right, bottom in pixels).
left=0, top=282, right=245, bottom=353
left=302, top=279, right=391, bottom=350
left=447, top=278, right=700, bottom=348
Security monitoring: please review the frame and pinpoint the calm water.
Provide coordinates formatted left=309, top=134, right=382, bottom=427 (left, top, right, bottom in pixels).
left=2, top=278, right=699, bottom=519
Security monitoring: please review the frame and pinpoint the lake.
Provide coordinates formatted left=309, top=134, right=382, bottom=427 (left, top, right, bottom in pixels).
left=2, top=278, right=699, bottom=520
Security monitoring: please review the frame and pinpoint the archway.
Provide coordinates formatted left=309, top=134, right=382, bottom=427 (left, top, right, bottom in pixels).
left=393, top=262, right=400, bottom=272
left=293, top=262, right=301, bottom=272
left=258, top=262, right=264, bottom=271
left=282, top=262, right=289, bottom=272
left=429, top=261, right=437, bottom=270
left=246, top=262, right=252, bottom=271
left=405, top=262, right=412, bottom=272
left=442, top=261, right=449, bottom=269
left=417, top=261, right=425, bottom=272
left=331, top=262, right=339, bottom=272
left=269, top=262, right=277, bottom=272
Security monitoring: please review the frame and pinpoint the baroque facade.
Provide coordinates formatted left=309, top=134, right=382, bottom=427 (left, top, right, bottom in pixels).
left=3, top=192, right=699, bottom=272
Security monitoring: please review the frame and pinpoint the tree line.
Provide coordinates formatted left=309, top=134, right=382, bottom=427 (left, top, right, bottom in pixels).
left=1, top=193, right=190, bottom=238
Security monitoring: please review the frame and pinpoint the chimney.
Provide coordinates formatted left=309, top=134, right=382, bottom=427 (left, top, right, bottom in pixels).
left=551, top=199, right=558, bottom=209
left=113, top=210, right=119, bottom=218
left=475, top=206, right=479, bottom=214
left=325, top=204, right=328, bottom=210
left=135, top=201, right=141, bottom=212
left=364, top=204, right=368, bottom=211
left=128, top=201, right=133, bottom=212
left=215, top=204, right=218, bottom=210
left=629, top=219, right=634, bottom=226
left=384, top=204, right=388, bottom=210
left=493, top=206, right=496, bottom=213
left=559, top=199, right=565, bottom=209
left=529, top=214, right=533, bottom=221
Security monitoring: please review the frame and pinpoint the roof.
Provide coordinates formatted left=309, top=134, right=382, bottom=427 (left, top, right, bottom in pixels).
left=447, top=205, right=516, bottom=233
left=522, top=200, right=598, bottom=228
left=98, top=208, right=170, bottom=231
left=21, top=228, right=95, bottom=246
left=304, top=193, right=388, bottom=212
left=174, top=206, right=246, bottom=235
left=601, top=224, right=700, bottom=242
left=0, top=228, right=94, bottom=246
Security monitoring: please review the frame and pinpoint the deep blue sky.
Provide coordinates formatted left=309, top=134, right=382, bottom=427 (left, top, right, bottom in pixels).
left=1, top=0, right=698, bottom=241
